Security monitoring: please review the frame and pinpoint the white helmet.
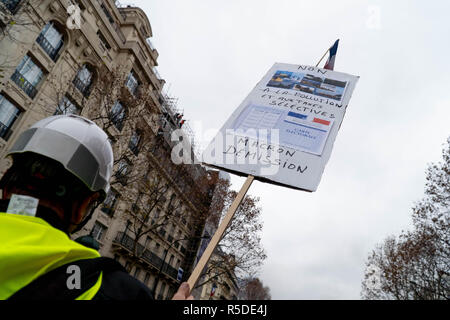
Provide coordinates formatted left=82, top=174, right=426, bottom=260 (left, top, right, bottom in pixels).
left=6, top=115, right=114, bottom=197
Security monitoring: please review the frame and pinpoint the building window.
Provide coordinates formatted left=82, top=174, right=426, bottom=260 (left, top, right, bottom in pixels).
left=129, top=130, right=141, bottom=155
left=91, top=221, right=107, bottom=241
left=1, top=0, right=22, bottom=14
left=73, top=64, right=93, bottom=97
left=144, top=236, right=152, bottom=248
left=36, top=22, right=64, bottom=61
left=117, top=159, right=130, bottom=177
left=151, top=208, right=161, bottom=225
left=11, top=55, right=43, bottom=99
left=158, top=227, right=166, bottom=238
left=100, top=2, right=115, bottom=25
left=144, top=272, right=150, bottom=285
left=0, top=94, right=20, bottom=141
left=55, top=95, right=80, bottom=115
left=97, top=30, right=111, bottom=51
left=115, top=158, right=131, bottom=185
left=167, top=227, right=174, bottom=243
left=167, top=287, right=176, bottom=300
left=109, top=101, right=126, bottom=131
left=133, top=267, right=141, bottom=279
left=101, top=189, right=118, bottom=216
left=125, top=71, right=139, bottom=95
left=147, top=275, right=154, bottom=288
left=144, top=207, right=151, bottom=223
left=130, top=194, right=139, bottom=214
left=158, top=282, right=166, bottom=300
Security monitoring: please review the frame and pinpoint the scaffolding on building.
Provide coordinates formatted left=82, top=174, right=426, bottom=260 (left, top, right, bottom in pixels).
left=158, top=89, right=202, bottom=162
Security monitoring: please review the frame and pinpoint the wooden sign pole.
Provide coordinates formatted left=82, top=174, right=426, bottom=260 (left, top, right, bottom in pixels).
left=316, top=48, right=330, bottom=67
left=187, top=175, right=255, bottom=292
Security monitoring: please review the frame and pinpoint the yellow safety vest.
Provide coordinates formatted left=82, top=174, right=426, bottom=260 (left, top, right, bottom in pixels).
left=0, top=212, right=102, bottom=300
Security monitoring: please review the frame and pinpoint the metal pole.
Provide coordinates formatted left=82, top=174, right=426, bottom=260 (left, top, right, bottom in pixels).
left=316, top=48, right=330, bottom=68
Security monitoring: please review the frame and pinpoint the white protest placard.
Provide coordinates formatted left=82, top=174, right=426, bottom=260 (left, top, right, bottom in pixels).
left=203, top=63, right=359, bottom=192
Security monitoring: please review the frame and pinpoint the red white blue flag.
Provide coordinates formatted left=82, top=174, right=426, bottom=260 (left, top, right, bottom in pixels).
left=210, top=283, right=217, bottom=297
left=324, top=39, right=339, bottom=70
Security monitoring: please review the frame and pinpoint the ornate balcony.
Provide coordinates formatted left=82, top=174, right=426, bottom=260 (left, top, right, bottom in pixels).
left=1, top=0, right=21, bottom=14
left=72, top=77, right=92, bottom=97
left=113, top=232, right=180, bottom=282
left=11, top=70, right=38, bottom=99
left=36, top=33, right=61, bottom=61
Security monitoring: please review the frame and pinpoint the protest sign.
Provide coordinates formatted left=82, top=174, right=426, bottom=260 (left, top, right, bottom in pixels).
left=188, top=62, right=359, bottom=292
left=203, top=63, right=359, bottom=192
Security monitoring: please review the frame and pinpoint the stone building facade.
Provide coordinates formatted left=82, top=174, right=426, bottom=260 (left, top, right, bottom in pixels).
left=0, top=0, right=216, bottom=300
left=196, top=250, right=240, bottom=300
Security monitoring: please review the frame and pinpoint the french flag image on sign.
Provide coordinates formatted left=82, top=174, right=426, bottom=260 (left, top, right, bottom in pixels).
left=285, top=112, right=331, bottom=130
left=313, top=118, right=331, bottom=126
left=282, top=111, right=335, bottom=156
left=324, top=39, right=339, bottom=71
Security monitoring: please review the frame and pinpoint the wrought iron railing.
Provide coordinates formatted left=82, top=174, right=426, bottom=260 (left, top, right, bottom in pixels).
left=141, top=247, right=163, bottom=268
left=108, top=111, right=125, bottom=131
left=72, top=77, right=92, bottom=97
left=161, top=263, right=179, bottom=281
left=36, top=34, right=61, bottom=61
left=11, top=70, right=38, bottom=99
left=113, top=232, right=180, bottom=281
left=0, top=121, right=14, bottom=141
left=128, top=140, right=139, bottom=156
left=1, top=0, right=22, bottom=14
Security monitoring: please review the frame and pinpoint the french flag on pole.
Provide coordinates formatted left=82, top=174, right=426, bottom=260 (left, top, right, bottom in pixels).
left=324, top=39, right=339, bottom=70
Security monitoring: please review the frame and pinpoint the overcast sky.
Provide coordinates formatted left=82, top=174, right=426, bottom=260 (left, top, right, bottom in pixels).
left=123, top=0, right=450, bottom=299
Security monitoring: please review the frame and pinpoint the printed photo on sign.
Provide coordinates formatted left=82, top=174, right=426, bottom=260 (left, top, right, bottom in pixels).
left=281, top=112, right=334, bottom=156
left=232, top=104, right=333, bottom=156
left=267, top=70, right=347, bottom=101
left=232, top=104, right=283, bottom=140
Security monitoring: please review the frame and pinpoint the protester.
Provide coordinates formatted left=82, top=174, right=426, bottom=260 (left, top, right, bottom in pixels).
left=0, top=115, right=193, bottom=300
